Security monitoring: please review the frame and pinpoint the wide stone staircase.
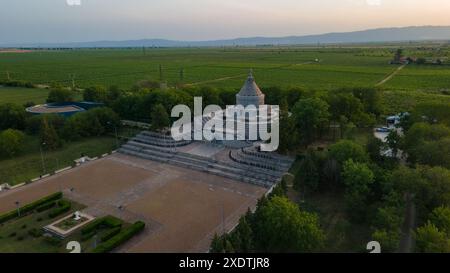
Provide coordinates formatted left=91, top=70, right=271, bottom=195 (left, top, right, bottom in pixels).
left=118, top=131, right=293, bottom=188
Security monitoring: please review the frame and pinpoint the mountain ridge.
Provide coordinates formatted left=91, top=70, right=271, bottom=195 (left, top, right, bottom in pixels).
left=3, top=26, right=450, bottom=48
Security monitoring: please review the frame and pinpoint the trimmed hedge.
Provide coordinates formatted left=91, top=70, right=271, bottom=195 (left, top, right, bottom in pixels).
left=81, top=216, right=123, bottom=235
left=81, top=231, right=96, bottom=242
left=48, top=200, right=71, bottom=219
left=100, top=227, right=121, bottom=242
left=35, top=201, right=56, bottom=212
left=0, top=192, right=63, bottom=224
left=92, top=221, right=145, bottom=253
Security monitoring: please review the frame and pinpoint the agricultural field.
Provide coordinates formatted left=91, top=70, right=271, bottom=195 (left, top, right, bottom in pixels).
left=0, top=47, right=449, bottom=92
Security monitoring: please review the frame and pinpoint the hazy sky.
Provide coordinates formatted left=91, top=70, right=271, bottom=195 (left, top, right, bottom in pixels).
left=1, top=0, right=450, bottom=43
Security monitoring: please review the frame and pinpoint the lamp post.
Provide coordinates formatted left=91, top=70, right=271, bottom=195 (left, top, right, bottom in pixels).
left=15, top=201, right=20, bottom=217
left=108, top=121, right=119, bottom=149
left=39, top=142, right=47, bottom=175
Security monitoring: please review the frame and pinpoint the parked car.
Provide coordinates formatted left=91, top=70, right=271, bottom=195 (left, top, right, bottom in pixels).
left=376, top=127, right=391, bottom=133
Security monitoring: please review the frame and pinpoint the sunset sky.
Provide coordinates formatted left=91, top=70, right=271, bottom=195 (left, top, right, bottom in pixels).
left=1, top=0, right=450, bottom=43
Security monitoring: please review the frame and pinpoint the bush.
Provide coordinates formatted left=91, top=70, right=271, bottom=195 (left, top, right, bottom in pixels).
left=0, top=129, right=25, bottom=158
left=101, top=227, right=122, bottom=242
left=0, top=80, right=34, bottom=88
left=0, top=192, right=63, bottom=224
left=9, top=232, right=16, bottom=237
left=92, top=221, right=145, bottom=253
left=48, top=200, right=71, bottom=219
left=80, top=231, right=96, bottom=242
left=62, top=107, right=119, bottom=140
left=28, top=228, right=44, bottom=238
left=35, top=201, right=56, bottom=212
left=47, top=88, right=75, bottom=103
left=81, top=215, right=123, bottom=235
left=44, top=236, right=62, bottom=246
left=0, top=103, right=26, bottom=131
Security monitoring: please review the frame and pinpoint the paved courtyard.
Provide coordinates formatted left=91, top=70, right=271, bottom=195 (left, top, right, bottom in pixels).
left=0, top=153, right=267, bottom=253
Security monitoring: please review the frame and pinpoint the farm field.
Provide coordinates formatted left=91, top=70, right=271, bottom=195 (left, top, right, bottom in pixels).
left=0, top=47, right=449, bottom=91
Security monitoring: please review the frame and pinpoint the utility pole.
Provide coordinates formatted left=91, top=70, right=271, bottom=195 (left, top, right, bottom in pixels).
left=70, top=74, right=76, bottom=90
left=159, top=64, right=163, bottom=82
left=40, top=142, right=47, bottom=175
left=15, top=201, right=20, bottom=217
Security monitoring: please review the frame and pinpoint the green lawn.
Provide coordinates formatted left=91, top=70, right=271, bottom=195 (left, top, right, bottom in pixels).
left=0, top=86, right=49, bottom=105
left=0, top=136, right=118, bottom=186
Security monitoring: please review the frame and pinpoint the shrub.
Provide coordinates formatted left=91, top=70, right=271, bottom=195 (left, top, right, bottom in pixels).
left=44, top=236, right=62, bottom=246
left=0, top=129, right=25, bottom=158
left=101, top=227, right=122, bottom=242
left=35, top=201, right=56, bottom=212
left=48, top=200, right=71, bottom=219
left=9, top=232, right=16, bottom=237
left=80, top=231, right=96, bottom=242
left=81, top=216, right=123, bottom=235
left=92, top=221, right=145, bottom=253
left=28, top=228, right=44, bottom=238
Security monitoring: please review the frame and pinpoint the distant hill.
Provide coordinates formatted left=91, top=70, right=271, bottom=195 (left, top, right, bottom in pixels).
left=4, top=26, right=450, bottom=48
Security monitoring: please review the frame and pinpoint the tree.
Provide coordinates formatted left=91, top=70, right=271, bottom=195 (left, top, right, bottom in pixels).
left=0, top=103, right=26, bottom=130
left=292, top=97, right=330, bottom=145
left=402, top=122, right=450, bottom=166
left=0, top=129, right=25, bottom=158
left=83, top=85, right=108, bottom=102
left=210, top=234, right=225, bottom=253
left=278, top=99, right=299, bottom=153
left=419, top=167, right=450, bottom=213
left=429, top=206, right=450, bottom=237
left=391, top=166, right=424, bottom=196
left=329, top=140, right=368, bottom=165
left=386, top=130, right=401, bottom=158
left=366, top=136, right=384, bottom=164
left=232, top=216, right=254, bottom=252
left=393, top=48, right=403, bottom=63
left=106, top=85, right=124, bottom=106
left=47, top=87, right=74, bottom=103
left=151, top=104, right=170, bottom=131
left=253, top=196, right=325, bottom=252
left=294, top=150, right=319, bottom=192
left=40, top=117, right=61, bottom=150
left=342, top=159, right=374, bottom=222
left=372, top=229, right=400, bottom=253
left=415, top=222, right=450, bottom=253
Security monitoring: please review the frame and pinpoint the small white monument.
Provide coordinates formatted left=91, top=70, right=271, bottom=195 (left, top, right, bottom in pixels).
left=74, top=211, right=81, bottom=221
